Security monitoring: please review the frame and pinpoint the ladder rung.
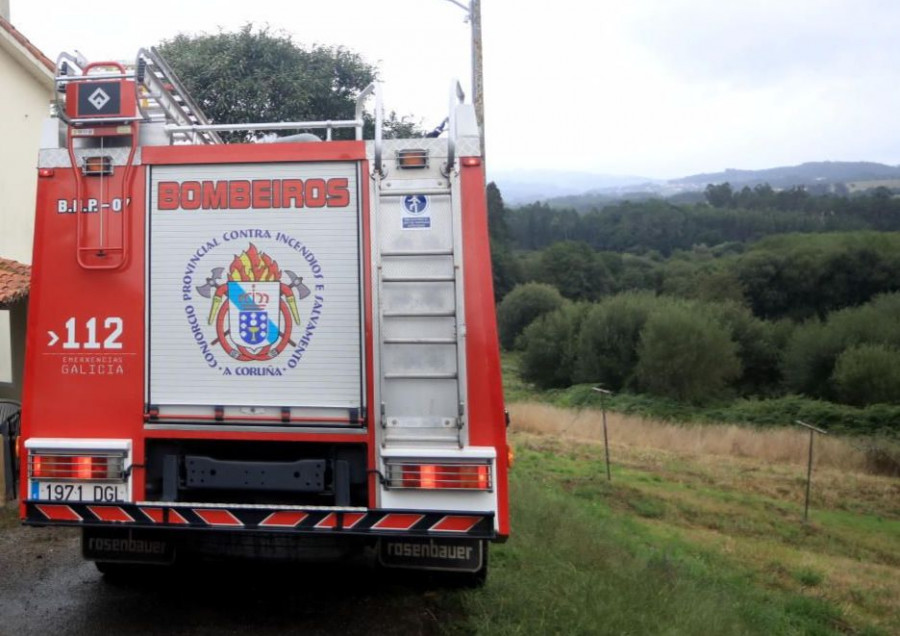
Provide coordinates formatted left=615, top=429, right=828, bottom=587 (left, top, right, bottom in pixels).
left=381, top=276, right=455, bottom=283
left=383, top=338, right=456, bottom=345
left=382, top=312, right=456, bottom=318
left=383, top=373, right=458, bottom=380
left=381, top=250, right=453, bottom=257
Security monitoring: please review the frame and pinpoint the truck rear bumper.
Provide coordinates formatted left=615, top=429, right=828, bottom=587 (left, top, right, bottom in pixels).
left=23, top=500, right=495, bottom=539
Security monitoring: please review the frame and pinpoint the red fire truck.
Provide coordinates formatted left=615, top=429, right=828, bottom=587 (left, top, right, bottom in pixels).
left=12, top=48, right=508, bottom=582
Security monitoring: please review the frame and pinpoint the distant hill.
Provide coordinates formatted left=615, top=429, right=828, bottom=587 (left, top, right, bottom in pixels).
left=672, top=161, right=900, bottom=188
left=494, top=161, right=900, bottom=210
left=488, top=170, right=656, bottom=205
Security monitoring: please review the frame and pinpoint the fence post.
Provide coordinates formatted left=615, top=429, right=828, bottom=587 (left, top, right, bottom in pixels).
left=795, top=419, right=827, bottom=523
left=592, top=387, right=612, bottom=482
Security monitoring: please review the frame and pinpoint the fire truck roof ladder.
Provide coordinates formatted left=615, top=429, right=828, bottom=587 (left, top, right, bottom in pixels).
left=134, top=48, right=223, bottom=146
left=53, top=49, right=226, bottom=270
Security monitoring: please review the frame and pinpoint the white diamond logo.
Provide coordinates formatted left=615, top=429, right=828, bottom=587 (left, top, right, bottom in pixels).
left=88, top=88, right=111, bottom=110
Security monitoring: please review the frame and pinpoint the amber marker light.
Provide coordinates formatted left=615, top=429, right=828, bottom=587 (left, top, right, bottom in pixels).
left=82, top=156, right=113, bottom=176
left=397, top=148, right=429, bottom=168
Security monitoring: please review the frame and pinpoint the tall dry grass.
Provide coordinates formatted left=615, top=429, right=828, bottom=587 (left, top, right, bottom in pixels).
left=509, top=402, right=869, bottom=473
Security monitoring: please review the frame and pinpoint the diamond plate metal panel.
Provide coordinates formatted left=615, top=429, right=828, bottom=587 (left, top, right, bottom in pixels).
left=39, top=147, right=142, bottom=168
left=365, top=137, right=481, bottom=162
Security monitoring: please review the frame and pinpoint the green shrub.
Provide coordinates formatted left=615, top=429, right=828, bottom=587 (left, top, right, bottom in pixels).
left=538, top=241, right=613, bottom=301
left=574, top=292, right=663, bottom=390
left=783, top=293, right=900, bottom=400
left=708, top=302, right=790, bottom=396
left=704, top=395, right=900, bottom=436
left=832, top=344, right=900, bottom=406
left=635, top=304, right=741, bottom=404
left=496, top=283, right=566, bottom=350
left=519, top=303, right=591, bottom=389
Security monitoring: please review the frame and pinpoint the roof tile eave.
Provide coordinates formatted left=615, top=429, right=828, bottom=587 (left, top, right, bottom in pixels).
left=0, top=256, right=32, bottom=304
left=0, top=15, right=55, bottom=74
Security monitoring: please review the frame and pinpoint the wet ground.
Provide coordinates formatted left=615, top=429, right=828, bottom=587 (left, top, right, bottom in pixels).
left=0, top=503, right=460, bottom=636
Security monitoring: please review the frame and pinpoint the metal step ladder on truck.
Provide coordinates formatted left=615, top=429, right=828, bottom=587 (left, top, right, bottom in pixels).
left=11, top=48, right=508, bottom=582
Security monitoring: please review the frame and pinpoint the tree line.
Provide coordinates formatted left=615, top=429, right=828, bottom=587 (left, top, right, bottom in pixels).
left=492, top=230, right=900, bottom=322
left=489, top=181, right=900, bottom=420
left=498, top=186, right=900, bottom=256
left=499, top=285, right=900, bottom=411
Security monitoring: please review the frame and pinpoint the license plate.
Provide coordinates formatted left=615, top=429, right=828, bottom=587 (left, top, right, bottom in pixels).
left=30, top=481, right=127, bottom=503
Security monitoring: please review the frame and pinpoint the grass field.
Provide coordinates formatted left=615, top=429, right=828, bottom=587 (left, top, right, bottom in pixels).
left=443, top=401, right=900, bottom=635
left=3, top=354, right=898, bottom=633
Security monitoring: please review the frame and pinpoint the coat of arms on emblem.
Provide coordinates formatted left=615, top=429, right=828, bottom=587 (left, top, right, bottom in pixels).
left=196, top=244, right=310, bottom=361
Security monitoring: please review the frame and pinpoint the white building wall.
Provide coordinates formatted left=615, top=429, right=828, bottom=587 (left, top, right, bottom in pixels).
left=0, top=43, right=51, bottom=265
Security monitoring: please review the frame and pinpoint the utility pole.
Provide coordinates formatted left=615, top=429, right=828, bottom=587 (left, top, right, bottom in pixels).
left=444, top=0, right=485, bottom=161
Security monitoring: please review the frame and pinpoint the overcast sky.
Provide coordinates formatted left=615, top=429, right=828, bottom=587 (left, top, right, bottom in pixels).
left=10, top=0, right=900, bottom=179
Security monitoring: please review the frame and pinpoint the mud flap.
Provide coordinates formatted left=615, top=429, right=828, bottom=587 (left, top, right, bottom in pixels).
left=377, top=537, right=484, bottom=573
left=82, top=528, right=175, bottom=565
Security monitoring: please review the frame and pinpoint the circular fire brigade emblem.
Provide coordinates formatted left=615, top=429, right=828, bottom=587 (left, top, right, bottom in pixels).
left=196, top=243, right=310, bottom=362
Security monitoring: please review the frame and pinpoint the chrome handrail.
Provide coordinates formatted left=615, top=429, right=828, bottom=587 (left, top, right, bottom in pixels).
left=446, top=79, right=465, bottom=173
left=165, top=120, right=363, bottom=134
left=355, top=82, right=376, bottom=141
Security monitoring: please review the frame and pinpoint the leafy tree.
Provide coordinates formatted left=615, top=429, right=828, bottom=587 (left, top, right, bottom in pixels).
left=635, top=304, right=741, bottom=403
left=707, top=302, right=789, bottom=396
left=158, top=25, right=420, bottom=141
left=782, top=293, right=900, bottom=399
left=704, top=182, right=734, bottom=208
left=496, top=283, right=566, bottom=350
left=538, top=241, right=612, bottom=301
left=575, top=292, right=662, bottom=389
left=735, top=233, right=900, bottom=320
left=490, top=239, right=522, bottom=303
left=486, top=182, right=510, bottom=244
left=832, top=344, right=900, bottom=406
left=519, top=304, right=591, bottom=389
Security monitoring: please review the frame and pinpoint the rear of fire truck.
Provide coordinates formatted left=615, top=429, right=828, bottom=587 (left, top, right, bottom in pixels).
left=13, top=48, right=508, bottom=582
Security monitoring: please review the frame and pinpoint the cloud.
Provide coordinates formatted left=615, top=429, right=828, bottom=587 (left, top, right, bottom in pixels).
left=625, top=0, right=900, bottom=88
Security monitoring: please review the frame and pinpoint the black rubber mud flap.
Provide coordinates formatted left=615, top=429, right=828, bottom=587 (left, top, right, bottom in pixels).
left=82, top=527, right=175, bottom=565
left=378, top=537, right=484, bottom=573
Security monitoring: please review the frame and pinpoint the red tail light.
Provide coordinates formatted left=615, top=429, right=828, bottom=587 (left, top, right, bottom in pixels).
left=30, top=454, right=122, bottom=481
left=391, top=462, right=492, bottom=491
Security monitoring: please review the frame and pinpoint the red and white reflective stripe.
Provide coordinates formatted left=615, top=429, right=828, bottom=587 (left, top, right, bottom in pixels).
left=140, top=507, right=165, bottom=523
left=259, top=511, right=309, bottom=528
left=429, top=515, right=481, bottom=533
left=342, top=512, right=366, bottom=529
left=371, top=513, right=424, bottom=531
left=194, top=509, right=243, bottom=527
left=314, top=512, right=366, bottom=530
left=36, top=504, right=82, bottom=522
left=88, top=506, right=134, bottom=523
left=315, top=513, right=339, bottom=529
left=169, top=509, right=190, bottom=525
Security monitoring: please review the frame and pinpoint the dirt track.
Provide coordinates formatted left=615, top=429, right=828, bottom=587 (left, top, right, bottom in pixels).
left=0, top=503, right=458, bottom=636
